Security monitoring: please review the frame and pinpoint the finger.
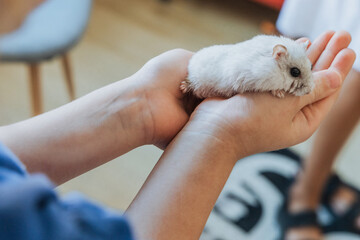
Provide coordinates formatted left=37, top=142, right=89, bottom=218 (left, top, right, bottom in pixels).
left=300, top=48, right=356, bottom=107
left=307, top=48, right=356, bottom=112
left=296, top=86, right=342, bottom=135
left=307, top=31, right=335, bottom=65
left=312, top=31, right=352, bottom=71
left=329, top=48, right=356, bottom=80
left=296, top=37, right=311, bottom=50
left=297, top=48, right=356, bottom=130
left=296, top=37, right=309, bottom=43
left=299, top=70, right=342, bottom=107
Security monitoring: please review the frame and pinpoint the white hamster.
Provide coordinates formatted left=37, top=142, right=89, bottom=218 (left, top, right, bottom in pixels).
left=181, top=35, right=314, bottom=98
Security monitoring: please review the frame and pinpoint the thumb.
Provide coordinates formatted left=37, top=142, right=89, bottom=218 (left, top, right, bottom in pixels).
left=299, top=69, right=341, bottom=107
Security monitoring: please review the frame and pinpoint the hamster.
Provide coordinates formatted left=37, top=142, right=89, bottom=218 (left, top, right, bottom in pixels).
left=180, top=35, right=314, bottom=98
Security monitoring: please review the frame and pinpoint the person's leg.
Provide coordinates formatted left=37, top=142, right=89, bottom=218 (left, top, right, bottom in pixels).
left=286, top=69, right=360, bottom=239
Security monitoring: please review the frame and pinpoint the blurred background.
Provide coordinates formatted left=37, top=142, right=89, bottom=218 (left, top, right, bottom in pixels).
left=0, top=0, right=359, bottom=212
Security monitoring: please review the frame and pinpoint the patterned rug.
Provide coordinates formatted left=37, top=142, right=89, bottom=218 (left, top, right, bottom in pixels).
left=201, top=149, right=360, bottom=240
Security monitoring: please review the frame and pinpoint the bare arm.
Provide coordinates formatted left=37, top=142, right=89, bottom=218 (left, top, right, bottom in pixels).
left=0, top=31, right=355, bottom=240
left=126, top=123, right=239, bottom=240
left=0, top=49, right=194, bottom=185
left=0, top=78, right=153, bottom=184
left=126, top=31, right=355, bottom=240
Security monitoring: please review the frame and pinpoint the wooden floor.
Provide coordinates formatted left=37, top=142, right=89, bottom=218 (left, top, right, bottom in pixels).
left=1, top=0, right=359, bottom=211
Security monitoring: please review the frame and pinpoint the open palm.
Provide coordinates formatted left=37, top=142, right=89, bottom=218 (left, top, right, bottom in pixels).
left=132, top=31, right=355, bottom=152
left=188, top=31, right=355, bottom=157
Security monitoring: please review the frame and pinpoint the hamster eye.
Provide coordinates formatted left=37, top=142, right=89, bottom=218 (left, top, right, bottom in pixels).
left=290, top=67, right=301, bottom=77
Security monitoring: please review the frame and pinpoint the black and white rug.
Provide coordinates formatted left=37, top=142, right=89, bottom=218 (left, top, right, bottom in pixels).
left=201, top=149, right=360, bottom=240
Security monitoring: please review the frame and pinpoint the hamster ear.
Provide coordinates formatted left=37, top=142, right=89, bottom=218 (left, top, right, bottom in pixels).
left=273, top=44, right=288, bottom=60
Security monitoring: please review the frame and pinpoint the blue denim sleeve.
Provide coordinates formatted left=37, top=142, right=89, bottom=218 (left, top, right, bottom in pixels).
left=0, top=143, right=135, bottom=240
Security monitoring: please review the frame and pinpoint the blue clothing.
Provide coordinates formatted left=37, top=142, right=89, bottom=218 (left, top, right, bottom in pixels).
left=0, top=143, right=134, bottom=240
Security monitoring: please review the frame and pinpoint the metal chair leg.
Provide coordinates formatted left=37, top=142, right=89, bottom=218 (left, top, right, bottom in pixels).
left=28, top=63, right=42, bottom=116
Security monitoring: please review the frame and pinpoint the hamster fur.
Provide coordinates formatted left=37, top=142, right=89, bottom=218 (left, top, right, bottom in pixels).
left=181, top=35, right=314, bottom=98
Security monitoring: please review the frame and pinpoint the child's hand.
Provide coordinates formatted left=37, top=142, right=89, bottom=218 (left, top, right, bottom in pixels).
left=183, top=31, right=355, bottom=158
left=132, top=31, right=355, bottom=152
left=132, top=49, right=196, bottom=148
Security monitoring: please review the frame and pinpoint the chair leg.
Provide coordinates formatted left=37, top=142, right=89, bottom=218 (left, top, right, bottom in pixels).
left=61, top=54, right=75, bottom=100
left=28, top=63, right=42, bottom=116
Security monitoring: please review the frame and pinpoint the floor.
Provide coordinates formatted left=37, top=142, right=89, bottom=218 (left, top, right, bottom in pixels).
left=0, top=0, right=359, bottom=212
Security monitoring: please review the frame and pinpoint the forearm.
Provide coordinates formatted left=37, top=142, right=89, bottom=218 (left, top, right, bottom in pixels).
left=126, top=120, right=240, bottom=240
left=0, top=77, right=152, bottom=184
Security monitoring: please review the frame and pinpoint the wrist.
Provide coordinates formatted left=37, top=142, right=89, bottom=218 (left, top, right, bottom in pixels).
left=182, top=117, right=244, bottom=163
left=97, top=77, right=154, bottom=148
left=187, top=97, right=273, bottom=159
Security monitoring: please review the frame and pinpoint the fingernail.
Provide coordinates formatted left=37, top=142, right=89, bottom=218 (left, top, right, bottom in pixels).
left=327, top=71, right=341, bottom=88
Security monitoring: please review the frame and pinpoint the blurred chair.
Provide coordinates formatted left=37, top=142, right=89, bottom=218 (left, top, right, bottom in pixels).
left=0, top=0, right=93, bottom=116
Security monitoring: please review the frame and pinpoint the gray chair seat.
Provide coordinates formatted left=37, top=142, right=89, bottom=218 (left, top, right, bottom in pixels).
left=0, top=0, right=92, bottom=62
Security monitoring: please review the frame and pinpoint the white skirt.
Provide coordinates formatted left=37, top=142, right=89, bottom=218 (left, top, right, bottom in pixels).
left=276, top=0, right=360, bottom=71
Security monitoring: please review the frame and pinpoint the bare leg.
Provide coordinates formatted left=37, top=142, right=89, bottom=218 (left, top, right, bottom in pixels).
left=286, top=69, right=360, bottom=239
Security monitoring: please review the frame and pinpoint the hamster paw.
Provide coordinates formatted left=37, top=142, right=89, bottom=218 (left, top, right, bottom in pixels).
left=271, top=89, right=286, bottom=98
left=180, top=79, right=190, bottom=94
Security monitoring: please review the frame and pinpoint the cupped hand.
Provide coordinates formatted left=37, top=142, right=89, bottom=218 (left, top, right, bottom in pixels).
left=185, top=31, right=356, bottom=158
left=132, top=49, right=196, bottom=148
